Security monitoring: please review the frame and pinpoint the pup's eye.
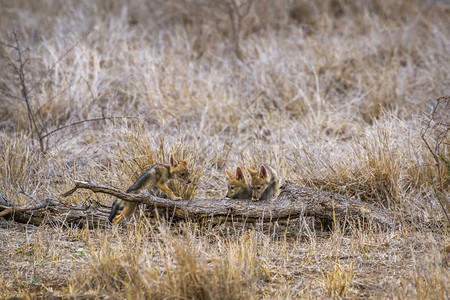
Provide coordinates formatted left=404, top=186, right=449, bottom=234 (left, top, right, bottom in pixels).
left=230, top=186, right=235, bottom=190
left=257, top=186, right=261, bottom=190
left=180, top=172, right=185, bottom=177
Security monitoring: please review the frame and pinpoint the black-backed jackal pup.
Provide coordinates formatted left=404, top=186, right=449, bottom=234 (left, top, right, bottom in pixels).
left=225, top=167, right=252, bottom=199
left=108, top=154, right=191, bottom=225
left=247, top=164, right=280, bottom=201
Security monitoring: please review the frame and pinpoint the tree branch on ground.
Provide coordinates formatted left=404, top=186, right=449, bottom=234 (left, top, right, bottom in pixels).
left=1, top=181, right=442, bottom=230
left=55, top=180, right=400, bottom=229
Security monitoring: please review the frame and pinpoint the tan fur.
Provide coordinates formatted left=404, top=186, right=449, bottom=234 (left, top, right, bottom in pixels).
left=109, top=154, right=191, bottom=225
left=225, top=167, right=252, bottom=199
left=247, top=164, right=280, bottom=201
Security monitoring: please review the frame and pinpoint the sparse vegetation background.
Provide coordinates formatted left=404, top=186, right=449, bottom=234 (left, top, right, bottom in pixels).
left=0, top=0, right=449, bottom=298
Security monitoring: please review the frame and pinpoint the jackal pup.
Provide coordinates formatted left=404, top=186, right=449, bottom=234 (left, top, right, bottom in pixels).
left=108, top=154, right=191, bottom=225
left=247, top=164, right=280, bottom=201
left=225, top=167, right=252, bottom=199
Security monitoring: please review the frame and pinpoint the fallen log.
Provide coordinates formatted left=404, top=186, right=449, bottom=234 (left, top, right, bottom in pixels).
left=68, top=180, right=398, bottom=228
left=0, top=200, right=59, bottom=218
left=1, top=181, right=399, bottom=229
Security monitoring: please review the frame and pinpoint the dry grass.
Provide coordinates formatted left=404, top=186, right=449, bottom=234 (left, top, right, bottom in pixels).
left=0, top=0, right=449, bottom=298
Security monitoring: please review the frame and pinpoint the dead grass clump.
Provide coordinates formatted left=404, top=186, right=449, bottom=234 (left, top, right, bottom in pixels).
left=109, top=124, right=204, bottom=200
left=69, top=224, right=261, bottom=299
left=321, top=261, right=354, bottom=298
left=0, top=133, right=39, bottom=187
left=71, top=249, right=151, bottom=297
left=0, top=133, right=45, bottom=206
left=295, top=117, right=436, bottom=209
left=158, top=232, right=258, bottom=299
left=396, top=240, right=449, bottom=299
left=401, top=270, right=448, bottom=300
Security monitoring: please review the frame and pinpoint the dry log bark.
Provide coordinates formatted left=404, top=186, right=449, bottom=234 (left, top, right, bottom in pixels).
left=1, top=181, right=399, bottom=229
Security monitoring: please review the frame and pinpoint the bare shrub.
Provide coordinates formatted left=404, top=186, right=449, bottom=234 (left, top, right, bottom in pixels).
left=0, top=31, right=123, bottom=153
left=420, top=96, right=449, bottom=223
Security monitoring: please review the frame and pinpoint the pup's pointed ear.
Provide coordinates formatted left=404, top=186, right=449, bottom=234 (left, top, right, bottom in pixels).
left=183, top=154, right=191, bottom=163
left=170, top=154, right=178, bottom=167
left=236, top=167, right=244, bottom=180
left=226, top=169, right=234, bottom=178
left=247, top=168, right=258, bottom=176
left=259, top=165, right=268, bottom=178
